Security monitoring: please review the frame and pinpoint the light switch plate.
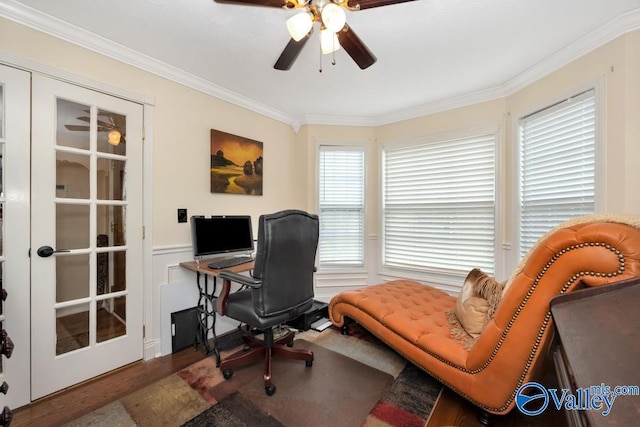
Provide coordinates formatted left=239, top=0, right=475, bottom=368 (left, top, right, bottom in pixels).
left=177, top=208, right=188, bottom=223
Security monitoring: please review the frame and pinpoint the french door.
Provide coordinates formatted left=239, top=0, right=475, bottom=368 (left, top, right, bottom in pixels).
left=0, top=64, right=31, bottom=409
left=30, top=75, right=144, bottom=399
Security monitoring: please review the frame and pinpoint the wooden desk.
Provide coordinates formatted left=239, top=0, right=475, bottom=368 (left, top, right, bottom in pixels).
left=179, top=259, right=254, bottom=364
left=550, top=277, right=640, bottom=427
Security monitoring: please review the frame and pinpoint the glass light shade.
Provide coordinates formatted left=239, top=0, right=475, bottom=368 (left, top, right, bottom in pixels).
left=286, top=12, right=313, bottom=41
left=108, top=130, right=121, bottom=146
left=320, top=28, right=341, bottom=55
left=321, top=3, right=346, bottom=32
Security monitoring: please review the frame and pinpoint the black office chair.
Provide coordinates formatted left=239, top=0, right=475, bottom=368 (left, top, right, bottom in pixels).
left=217, top=209, right=319, bottom=396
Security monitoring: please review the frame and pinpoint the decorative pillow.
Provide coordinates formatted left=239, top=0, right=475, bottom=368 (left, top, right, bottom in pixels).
left=448, top=268, right=504, bottom=347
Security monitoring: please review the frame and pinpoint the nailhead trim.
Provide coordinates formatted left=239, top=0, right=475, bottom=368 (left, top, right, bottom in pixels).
left=336, top=242, right=627, bottom=414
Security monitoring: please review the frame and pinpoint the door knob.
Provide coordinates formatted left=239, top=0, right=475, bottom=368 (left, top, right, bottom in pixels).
left=36, top=246, right=70, bottom=258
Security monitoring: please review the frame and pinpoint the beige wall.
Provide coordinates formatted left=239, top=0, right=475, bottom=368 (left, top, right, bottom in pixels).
left=0, top=17, right=303, bottom=247
left=3, top=17, right=639, bottom=251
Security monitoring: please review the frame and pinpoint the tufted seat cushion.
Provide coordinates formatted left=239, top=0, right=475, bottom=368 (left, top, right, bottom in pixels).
left=332, top=280, right=455, bottom=343
left=330, top=280, right=470, bottom=368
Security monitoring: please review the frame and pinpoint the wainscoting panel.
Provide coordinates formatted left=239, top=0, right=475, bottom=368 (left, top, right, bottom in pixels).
left=153, top=244, right=244, bottom=356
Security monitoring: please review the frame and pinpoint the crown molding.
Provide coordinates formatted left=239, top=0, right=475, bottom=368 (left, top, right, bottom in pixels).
left=300, top=114, right=378, bottom=128
left=1, top=1, right=639, bottom=129
left=0, top=0, right=296, bottom=126
left=501, top=8, right=640, bottom=96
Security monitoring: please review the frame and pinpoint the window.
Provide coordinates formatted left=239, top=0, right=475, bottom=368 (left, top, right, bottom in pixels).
left=318, top=146, right=365, bottom=267
left=518, top=89, right=596, bottom=257
left=382, top=134, right=496, bottom=275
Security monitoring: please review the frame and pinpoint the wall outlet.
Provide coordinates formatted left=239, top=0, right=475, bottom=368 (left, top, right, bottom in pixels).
left=177, top=208, right=188, bottom=223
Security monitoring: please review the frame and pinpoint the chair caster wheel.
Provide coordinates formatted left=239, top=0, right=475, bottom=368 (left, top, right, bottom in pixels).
left=223, top=369, right=233, bottom=380
left=265, top=385, right=276, bottom=396
left=286, top=339, right=294, bottom=348
left=305, top=360, right=313, bottom=367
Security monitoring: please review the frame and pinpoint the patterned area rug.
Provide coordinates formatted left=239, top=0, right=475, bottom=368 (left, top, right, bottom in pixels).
left=63, top=325, right=442, bottom=427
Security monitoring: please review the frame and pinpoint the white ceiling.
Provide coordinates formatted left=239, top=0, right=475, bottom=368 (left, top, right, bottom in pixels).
left=3, top=0, right=640, bottom=126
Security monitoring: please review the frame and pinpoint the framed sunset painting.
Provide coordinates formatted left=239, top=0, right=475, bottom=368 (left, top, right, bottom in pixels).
left=210, top=129, right=263, bottom=195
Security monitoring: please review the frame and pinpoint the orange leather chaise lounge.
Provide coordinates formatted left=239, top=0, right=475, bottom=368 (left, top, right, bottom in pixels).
left=329, top=215, right=640, bottom=421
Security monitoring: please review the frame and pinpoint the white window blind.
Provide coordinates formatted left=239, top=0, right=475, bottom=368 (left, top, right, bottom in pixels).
left=519, top=89, right=596, bottom=257
left=383, top=134, right=496, bottom=275
left=318, top=146, right=365, bottom=267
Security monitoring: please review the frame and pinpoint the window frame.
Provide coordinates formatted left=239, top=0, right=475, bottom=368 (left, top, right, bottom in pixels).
left=316, top=141, right=368, bottom=272
left=511, top=81, right=604, bottom=271
left=378, top=124, right=502, bottom=292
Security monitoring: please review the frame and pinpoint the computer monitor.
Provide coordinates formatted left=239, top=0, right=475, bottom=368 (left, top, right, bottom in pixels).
left=190, top=215, right=254, bottom=260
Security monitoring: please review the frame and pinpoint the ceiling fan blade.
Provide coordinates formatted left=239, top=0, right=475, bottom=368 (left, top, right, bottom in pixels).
left=346, top=0, right=416, bottom=10
left=97, top=120, right=114, bottom=128
left=336, top=25, right=377, bottom=70
left=64, top=125, right=91, bottom=132
left=213, top=0, right=298, bottom=9
left=75, top=116, right=114, bottom=128
left=274, top=32, right=312, bottom=70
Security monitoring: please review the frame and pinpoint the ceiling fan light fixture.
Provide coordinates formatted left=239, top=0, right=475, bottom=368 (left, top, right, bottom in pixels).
left=108, top=129, right=122, bottom=146
left=320, top=27, right=341, bottom=54
left=286, top=11, right=313, bottom=41
left=321, top=3, right=346, bottom=32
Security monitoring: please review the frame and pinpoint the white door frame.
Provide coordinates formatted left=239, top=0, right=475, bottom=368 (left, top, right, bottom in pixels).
left=0, top=54, right=155, bottom=407
left=0, top=63, right=32, bottom=409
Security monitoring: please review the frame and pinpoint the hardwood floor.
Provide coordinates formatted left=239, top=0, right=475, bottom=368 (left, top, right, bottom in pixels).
left=13, top=335, right=568, bottom=427
left=12, top=346, right=206, bottom=427
left=426, top=363, right=568, bottom=427
left=427, top=388, right=568, bottom=427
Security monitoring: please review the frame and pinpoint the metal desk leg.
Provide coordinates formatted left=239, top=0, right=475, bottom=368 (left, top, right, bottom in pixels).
left=195, top=272, right=221, bottom=366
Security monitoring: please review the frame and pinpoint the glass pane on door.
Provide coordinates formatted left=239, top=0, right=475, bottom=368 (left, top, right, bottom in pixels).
left=56, top=254, right=89, bottom=303
left=56, top=303, right=89, bottom=355
left=97, top=109, right=126, bottom=156
left=57, top=99, right=90, bottom=150
left=56, top=204, right=90, bottom=250
left=97, top=158, right=126, bottom=201
left=97, top=205, right=125, bottom=247
left=97, top=296, right=126, bottom=343
left=56, top=152, right=90, bottom=199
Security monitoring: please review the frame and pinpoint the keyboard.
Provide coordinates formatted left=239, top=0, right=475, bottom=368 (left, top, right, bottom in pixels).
left=207, top=256, right=254, bottom=270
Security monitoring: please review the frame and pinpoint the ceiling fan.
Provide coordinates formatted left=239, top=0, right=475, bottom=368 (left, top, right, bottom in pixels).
left=213, top=0, right=416, bottom=70
left=64, top=111, right=126, bottom=145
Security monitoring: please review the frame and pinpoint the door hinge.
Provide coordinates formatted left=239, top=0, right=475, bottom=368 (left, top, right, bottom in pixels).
left=143, top=325, right=146, bottom=338
left=142, top=226, right=146, bottom=239
left=142, top=127, right=146, bottom=141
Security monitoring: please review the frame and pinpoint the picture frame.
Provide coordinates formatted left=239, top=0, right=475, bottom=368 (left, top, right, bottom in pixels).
left=210, top=129, right=263, bottom=195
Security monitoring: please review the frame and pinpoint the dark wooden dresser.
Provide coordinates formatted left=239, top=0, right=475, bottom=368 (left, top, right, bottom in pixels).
left=550, top=276, right=640, bottom=427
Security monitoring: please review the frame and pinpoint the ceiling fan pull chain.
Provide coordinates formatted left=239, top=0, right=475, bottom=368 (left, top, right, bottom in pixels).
left=319, top=42, right=323, bottom=72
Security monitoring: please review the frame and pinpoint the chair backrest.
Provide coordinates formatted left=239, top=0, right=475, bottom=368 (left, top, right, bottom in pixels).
left=251, top=209, right=319, bottom=317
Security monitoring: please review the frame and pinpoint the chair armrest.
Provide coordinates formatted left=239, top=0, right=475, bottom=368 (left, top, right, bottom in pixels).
left=218, top=271, right=262, bottom=288
left=216, top=271, right=262, bottom=316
